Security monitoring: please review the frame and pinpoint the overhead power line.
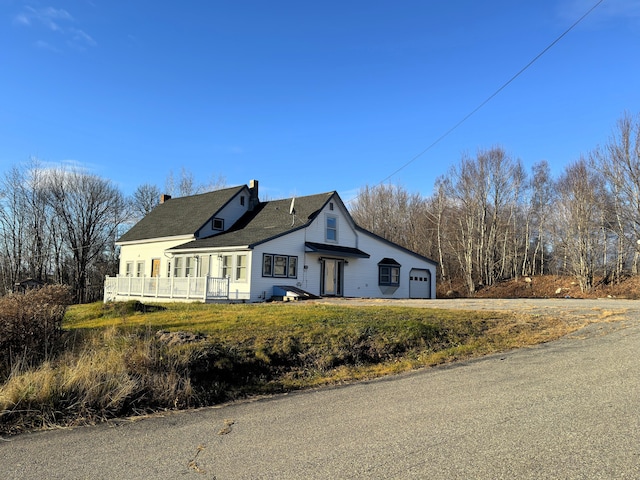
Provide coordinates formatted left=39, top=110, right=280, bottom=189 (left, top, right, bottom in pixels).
left=370, top=0, right=606, bottom=191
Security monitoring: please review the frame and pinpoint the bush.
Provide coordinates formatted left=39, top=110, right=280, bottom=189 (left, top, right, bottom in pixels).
left=0, top=285, right=72, bottom=380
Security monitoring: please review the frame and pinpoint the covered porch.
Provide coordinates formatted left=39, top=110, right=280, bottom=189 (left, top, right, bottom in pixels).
left=103, top=275, right=236, bottom=303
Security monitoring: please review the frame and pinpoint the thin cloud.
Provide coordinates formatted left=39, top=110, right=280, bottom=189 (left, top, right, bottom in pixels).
left=557, top=0, right=640, bottom=24
left=34, top=40, right=61, bottom=53
left=70, top=28, right=96, bottom=47
left=13, top=13, right=31, bottom=26
left=59, top=159, right=95, bottom=172
left=603, top=0, right=640, bottom=17
left=13, top=5, right=96, bottom=50
left=28, top=158, right=92, bottom=172
left=22, top=6, right=73, bottom=31
left=340, top=188, right=361, bottom=205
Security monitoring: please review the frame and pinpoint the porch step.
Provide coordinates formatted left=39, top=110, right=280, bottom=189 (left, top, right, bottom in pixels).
left=272, top=285, right=318, bottom=301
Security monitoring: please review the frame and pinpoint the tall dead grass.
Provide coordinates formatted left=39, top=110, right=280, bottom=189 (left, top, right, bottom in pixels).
left=0, top=326, right=197, bottom=434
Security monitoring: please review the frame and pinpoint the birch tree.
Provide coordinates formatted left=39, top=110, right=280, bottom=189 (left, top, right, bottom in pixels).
left=591, top=111, right=640, bottom=277
left=553, top=159, right=605, bottom=291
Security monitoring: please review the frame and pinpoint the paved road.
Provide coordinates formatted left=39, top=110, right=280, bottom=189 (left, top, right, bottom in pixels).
left=2, top=299, right=640, bottom=479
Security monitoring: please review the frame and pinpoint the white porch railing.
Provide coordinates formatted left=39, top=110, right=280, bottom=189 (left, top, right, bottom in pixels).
left=104, top=276, right=230, bottom=303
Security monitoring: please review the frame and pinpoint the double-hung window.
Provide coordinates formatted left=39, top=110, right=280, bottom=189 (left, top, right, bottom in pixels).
left=236, top=255, right=247, bottom=281
left=136, top=261, right=145, bottom=278
left=288, top=257, right=298, bottom=278
left=263, top=255, right=273, bottom=276
left=185, top=257, right=197, bottom=277
left=173, top=257, right=183, bottom=277
left=326, top=215, right=337, bottom=242
left=221, top=255, right=232, bottom=278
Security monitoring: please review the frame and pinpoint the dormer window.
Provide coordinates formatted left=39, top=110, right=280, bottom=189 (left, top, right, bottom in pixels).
left=212, top=218, right=224, bottom=231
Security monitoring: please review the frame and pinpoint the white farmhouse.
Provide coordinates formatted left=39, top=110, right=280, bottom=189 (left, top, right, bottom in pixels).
left=105, top=180, right=437, bottom=303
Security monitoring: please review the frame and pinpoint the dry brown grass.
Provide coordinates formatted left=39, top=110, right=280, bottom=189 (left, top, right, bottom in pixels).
left=0, top=325, right=198, bottom=434
left=1, top=300, right=587, bottom=435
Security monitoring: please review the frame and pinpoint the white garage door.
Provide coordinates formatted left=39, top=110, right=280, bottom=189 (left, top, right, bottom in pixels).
left=409, top=269, right=431, bottom=299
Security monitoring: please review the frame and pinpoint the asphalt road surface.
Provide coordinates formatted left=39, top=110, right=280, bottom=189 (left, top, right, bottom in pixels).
left=2, top=299, right=640, bottom=479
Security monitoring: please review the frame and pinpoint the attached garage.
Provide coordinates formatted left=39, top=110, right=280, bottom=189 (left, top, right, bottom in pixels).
left=409, top=268, right=431, bottom=299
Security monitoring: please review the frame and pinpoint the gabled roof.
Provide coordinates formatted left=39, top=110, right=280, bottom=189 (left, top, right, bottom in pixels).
left=117, top=186, right=245, bottom=243
left=170, top=192, right=335, bottom=251
left=356, top=225, right=438, bottom=266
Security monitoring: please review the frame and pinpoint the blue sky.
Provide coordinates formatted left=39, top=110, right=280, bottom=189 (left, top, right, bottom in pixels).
left=1, top=1, right=639, bottom=201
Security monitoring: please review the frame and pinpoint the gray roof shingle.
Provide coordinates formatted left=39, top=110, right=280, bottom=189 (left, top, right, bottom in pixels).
left=170, top=192, right=335, bottom=250
left=117, top=186, right=245, bottom=243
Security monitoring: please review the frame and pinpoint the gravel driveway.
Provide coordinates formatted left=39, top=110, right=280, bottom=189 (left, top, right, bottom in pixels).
left=317, top=297, right=639, bottom=326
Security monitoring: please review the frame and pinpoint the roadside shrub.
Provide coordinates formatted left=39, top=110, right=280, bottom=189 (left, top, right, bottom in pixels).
left=0, top=285, right=72, bottom=380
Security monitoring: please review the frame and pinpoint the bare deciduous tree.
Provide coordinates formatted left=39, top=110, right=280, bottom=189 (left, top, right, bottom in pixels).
left=350, top=183, right=428, bottom=253
left=591, top=111, right=640, bottom=277
left=46, top=167, right=128, bottom=303
left=0, top=166, right=27, bottom=293
left=164, top=167, right=226, bottom=198
left=553, top=159, right=605, bottom=292
left=439, top=146, right=525, bottom=293
left=131, top=183, right=161, bottom=220
left=525, top=161, right=555, bottom=276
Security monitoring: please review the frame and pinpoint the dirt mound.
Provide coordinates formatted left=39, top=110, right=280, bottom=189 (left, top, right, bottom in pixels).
left=438, top=275, right=640, bottom=300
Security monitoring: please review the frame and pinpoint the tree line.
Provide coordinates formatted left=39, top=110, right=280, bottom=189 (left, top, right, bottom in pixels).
left=1, top=112, right=638, bottom=301
left=350, top=112, right=640, bottom=295
left=0, top=163, right=224, bottom=303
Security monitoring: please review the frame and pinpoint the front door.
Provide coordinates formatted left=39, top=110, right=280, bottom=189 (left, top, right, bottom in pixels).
left=151, top=259, right=161, bottom=278
left=321, top=259, right=343, bottom=296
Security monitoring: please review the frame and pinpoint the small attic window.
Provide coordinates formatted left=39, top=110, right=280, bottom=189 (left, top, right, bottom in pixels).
left=240, top=195, right=245, bottom=206
left=329, top=202, right=334, bottom=211
left=212, top=218, right=224, bottom=231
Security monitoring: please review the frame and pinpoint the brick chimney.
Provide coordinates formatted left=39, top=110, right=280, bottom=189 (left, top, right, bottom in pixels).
left=160, top=194, right=172, bottom=204
left=248, top=180, right=259, bottom=211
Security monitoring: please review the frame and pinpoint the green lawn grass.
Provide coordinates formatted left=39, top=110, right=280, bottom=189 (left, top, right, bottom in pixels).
left=1, top=300, right=578, bottom=435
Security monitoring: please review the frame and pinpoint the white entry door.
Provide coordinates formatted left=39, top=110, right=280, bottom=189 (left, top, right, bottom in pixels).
left=321, top=259, right=343, bottom=296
